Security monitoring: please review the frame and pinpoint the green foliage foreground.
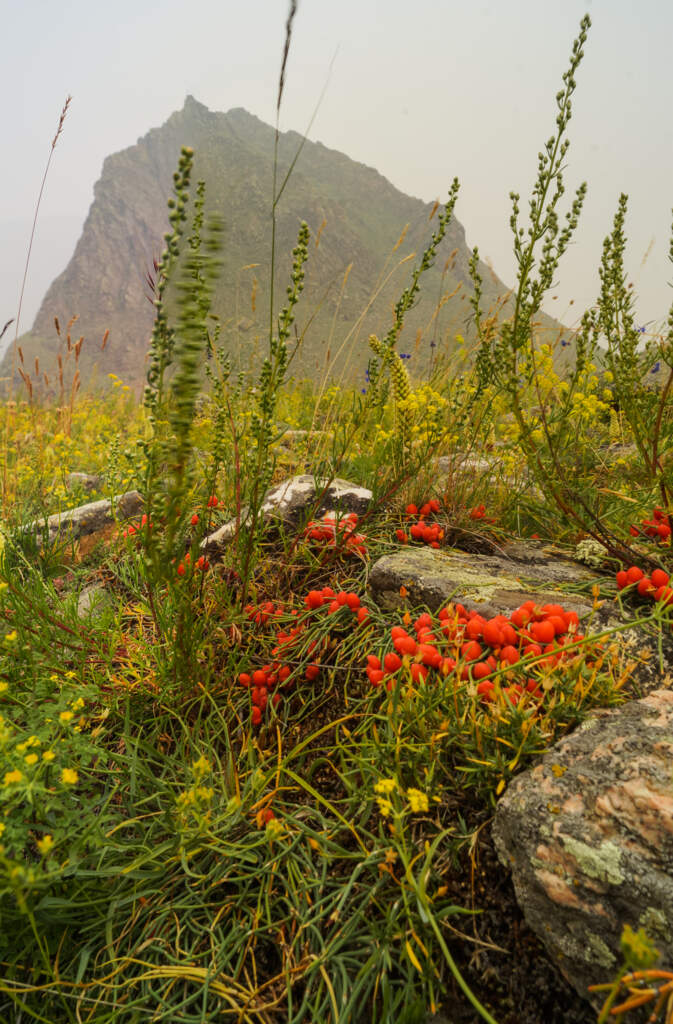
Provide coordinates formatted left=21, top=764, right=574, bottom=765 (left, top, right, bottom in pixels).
left=1, top=14, right=673, bottom=1023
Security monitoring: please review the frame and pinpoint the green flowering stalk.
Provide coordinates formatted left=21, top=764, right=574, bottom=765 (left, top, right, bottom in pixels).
left=466, top=15, right=642, bottom=553
left=237, top=222, right=310, bottom=606
left=591, top=197, right=673, bottom=514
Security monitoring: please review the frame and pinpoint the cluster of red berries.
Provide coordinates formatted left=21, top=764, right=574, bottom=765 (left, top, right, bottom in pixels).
left=176, top=552, right=210, bottom=577
left=395, top=499, right=444, bottom=548
left=616, top=565, right=673, bottom=606
left=629, top=507, right=671, bottom=543
left=365, top=600, right=590, bottom=708
left=304, top=512, right=367, bottom=556
left=239, top=587, right=371, bottom=726
left=122, top=513, right=152, bottom=539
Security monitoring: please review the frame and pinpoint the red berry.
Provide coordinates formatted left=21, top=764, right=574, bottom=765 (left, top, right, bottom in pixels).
left=252, top=688, right=268, bottom=710
left=251, top=706, right=262, bottom=726
left=394, top=635, right=418, bottom=656
left=177, top=563, right=186, bottom=577
left=410, top=663, right=428, bottom=683
left=418, top=644, right=442, bottom=668
left=462, top=640, right=482, bottom=661
left=305, top=591, right=324, bottom=610
left=238, top=673, right=251, bottom=687
left=190, top=513, right=199, bottom=526
left=522, top=643, right=543, bottom=658
left=305, top=664, right=320, bottom=681
left=483, top=621, right=504, bottom=648
left=384, top=652, right=402, bottom=673
left=548, top=615, right=567, bottom=636
left=652, top=569, right=670, bottom=589
left=531, top=620, right=555, bottom=644
left=616, top=570, right=628, bottom=589
left=472, top=661, right=491, bottom=680
left=466, top=618, right=485, bottom=641
left=500, top=645, right=520, bottom=665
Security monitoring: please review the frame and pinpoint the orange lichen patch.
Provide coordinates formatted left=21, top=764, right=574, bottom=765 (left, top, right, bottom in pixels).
left=595, top=779, right=673, bottom=844
left=561, top=794, right=585, bottom=816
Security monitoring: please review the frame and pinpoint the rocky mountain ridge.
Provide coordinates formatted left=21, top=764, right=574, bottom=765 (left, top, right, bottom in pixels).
left=3, top=97, right=562, bottom=391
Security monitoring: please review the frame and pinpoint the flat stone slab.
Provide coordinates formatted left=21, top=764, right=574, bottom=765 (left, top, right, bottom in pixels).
left=203, top=475, right=372, bottom=554
left=27, top=490, right=144, bottom=544
left=369, top=544, right=597, bottom=619
left=492, top=689, right=673, bottom=1009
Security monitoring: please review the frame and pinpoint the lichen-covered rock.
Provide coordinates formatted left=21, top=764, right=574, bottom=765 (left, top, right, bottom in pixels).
left=203, top=475, right=372, bottom=554
left=26, top=491, right=143, bottom=544
left=492, top=690, right=673, bottom=1008
left=368, top=544, right=596, bottom=619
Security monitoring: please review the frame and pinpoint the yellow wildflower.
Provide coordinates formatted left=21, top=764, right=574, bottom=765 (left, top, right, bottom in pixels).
left=266, top=817, right=286, bottom=841
left=42, top=750, right=55, bottom=762
left=4, top=769, right=23, bottom=785
left=374, top=778, right=397, bottom=796
left=407, top=788, right=429, bottom=813
left=376, top=797, right=393, bottom=818
left=24, top=753, right=38, bottom=766
left=191, top=755, right=211, bottom=780
left=37, top=834, right=54, bottom=856
left=59, top=711, right=73, bottom=724
left=60, top=768, right=78, bottom=785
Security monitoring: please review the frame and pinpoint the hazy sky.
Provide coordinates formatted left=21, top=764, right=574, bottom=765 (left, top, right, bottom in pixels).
left=3, top=0, right=673, bottom=342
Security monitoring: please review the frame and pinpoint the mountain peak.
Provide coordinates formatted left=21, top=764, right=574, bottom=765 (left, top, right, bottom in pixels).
left=3, top=101, right=533, bottom=389
left=183, top=94, right=209, bottom=114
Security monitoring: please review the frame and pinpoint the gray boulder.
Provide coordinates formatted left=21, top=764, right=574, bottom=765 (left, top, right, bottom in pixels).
left=65, top=472, right=103, bottom=494
left=203, top=475, right=372, bottom=554
left=492, top=689, right=673, bottom=1009
left=26, top=490, right=144, bottom=544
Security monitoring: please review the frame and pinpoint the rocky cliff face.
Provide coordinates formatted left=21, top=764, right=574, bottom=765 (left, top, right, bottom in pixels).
left=4, top=97, right=551, bottom=391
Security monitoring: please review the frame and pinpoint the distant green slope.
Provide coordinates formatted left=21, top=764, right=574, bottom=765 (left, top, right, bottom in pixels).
left=3, top=97, right=564, bottom=392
